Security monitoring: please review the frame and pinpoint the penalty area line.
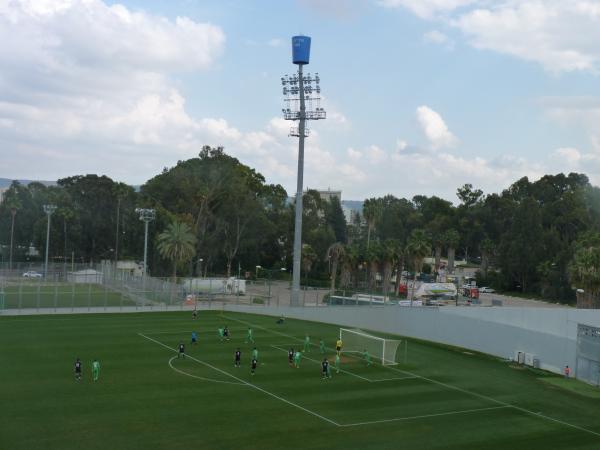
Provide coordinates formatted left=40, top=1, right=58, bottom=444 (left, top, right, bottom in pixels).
left=138, top=333, right=340, bottom=427
left=340, top=406, right=511, bottom=427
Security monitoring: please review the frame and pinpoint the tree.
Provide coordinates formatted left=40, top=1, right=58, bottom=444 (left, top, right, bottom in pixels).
left=325, top=197, right=347, bottom=244
left=157, top=221, right=197, bottom=283
left=3, top=183, right=22, bottom=271
left=444, top=229, right=460, bottom=273
left=407, top=229, right=430, bottom=300
left=381, top=239, right=398, bottom=296
left=569, top=232, right=600, bottom=308
left=479, top=237, right=495, bottom=278
left=326, top=242, right=345, bottom=292
left=363, top=198, right=382, bottom=249
left=301, top=243, right=317, bottom=284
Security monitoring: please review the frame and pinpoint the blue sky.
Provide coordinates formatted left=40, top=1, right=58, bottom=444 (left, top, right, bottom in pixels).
left=2, top=0, right=600, bottom=202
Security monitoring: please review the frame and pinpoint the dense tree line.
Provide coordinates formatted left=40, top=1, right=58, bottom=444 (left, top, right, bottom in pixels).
left=2, top=146, right=600, bottom=304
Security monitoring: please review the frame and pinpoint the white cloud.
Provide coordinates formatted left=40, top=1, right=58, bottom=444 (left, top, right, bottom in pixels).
left=416, top=105, right=458, bottom=149
left=379, top=0, right=477, bottom=19
left=0, top=0, right=226, bottom=182
left=267, top=38, right=284, bottom=47
left=396, top=139, right=408, bottom=150
left=347, top=147, right=362, bottom=161
left=365, top=145, right=387, bottom=163
left=423, top=30, right=449, bottom=45
left=453, top=1, right=600, bottom=73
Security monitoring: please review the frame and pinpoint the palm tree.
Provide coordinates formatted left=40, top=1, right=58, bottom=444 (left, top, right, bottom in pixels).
left=157, top=221, right=197, bottom=284
left=340, top=244, right=358, bottom=290
left=444, top=229, right=460, bottom=274
left=366, top=241, right=382, bottom=291
left=363, top=198, right=382, bottom=250
left=407, top=229, right=431, bottom=302
left=381, top=239, right=398, bottom=297
left=326, top=242, right=345, bottom=293
left=569, top=233, right=600, bottom=308
left=301, top=243, right=317, bottom=285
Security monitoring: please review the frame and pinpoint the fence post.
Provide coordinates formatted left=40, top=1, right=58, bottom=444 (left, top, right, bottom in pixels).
left=104, top=283, right=108, bottom=311
left=18, top=281, right=22, bottom=311
left=88, top=282, right=92, bottom=311
left=36, top=282, right=41, bottom=313
left=54, top=282, right=58, bottom=312
left=71, top=283, right=75, bottom=312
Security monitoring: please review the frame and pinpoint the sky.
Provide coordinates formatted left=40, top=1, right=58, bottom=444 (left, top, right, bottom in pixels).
left=2, top=0, right=600, bottom=203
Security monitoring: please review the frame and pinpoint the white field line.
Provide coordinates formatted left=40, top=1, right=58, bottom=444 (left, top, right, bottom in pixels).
left=224, top=314, right=600, bottom=438
left=341, top=406, right=512, bottom=427
left=138, top=333, right=340, bottom=427
left=270, top=345, right=371, bottom=382
left=168, top=356, right=246, bottom=386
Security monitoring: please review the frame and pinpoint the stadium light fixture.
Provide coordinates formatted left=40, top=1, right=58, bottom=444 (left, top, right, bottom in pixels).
left=282, top=35, right=326, bottom=306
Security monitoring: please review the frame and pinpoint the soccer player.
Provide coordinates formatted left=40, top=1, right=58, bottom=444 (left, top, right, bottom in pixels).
left=192, top=309, right=197, bottom=320
left=319, top=339, right=325, bottom=354
left=288, top=347, right=295, bottom=366
left=245, top=327, right=254, bottom=344
left=336, top=338, right=343, bottom=356
left=294, top=350, right=302, bottom=368
left=224, top=325, right=230, bottom=341
left=363, top=349, right=372, bottom=367
left=251, top=357, right=257, bottom=375
left=234, top=348, right=241, bottom=368
left=252, top=347, right=258, bottom=362
left=178, top=342, right=186, bottom=359
left=92, top=359, right=100, bottom=382
left=74, top=357, right=82, bottom=381
left=304, top=334, right=310, bottom=352
left=191, top=331, right=198, bottom=345
left=335, top=354, right=341, bottom=374
left=218, top=327, right=224, bottom=342
left=322, top=358, right=331, bottom=379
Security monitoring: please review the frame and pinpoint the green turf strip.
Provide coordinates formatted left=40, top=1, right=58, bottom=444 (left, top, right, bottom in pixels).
left=2, top=311, right=600, bottom=449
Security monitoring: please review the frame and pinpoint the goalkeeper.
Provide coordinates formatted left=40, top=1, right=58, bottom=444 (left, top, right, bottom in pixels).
left=336, top=338, right=343, bottom=356
left=363, top=349, right=372, bottom=367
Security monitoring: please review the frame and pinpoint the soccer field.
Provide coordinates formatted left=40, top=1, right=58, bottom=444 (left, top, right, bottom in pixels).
left=2, top=311, right=600, bottom=449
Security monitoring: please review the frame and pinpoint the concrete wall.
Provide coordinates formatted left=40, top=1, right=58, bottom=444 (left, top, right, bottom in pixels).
left=223, top=304, right=600, bottom=378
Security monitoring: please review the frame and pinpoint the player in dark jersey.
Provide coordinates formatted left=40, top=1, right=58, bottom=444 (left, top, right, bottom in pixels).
left=178, top=342, right=185, bottom=359
left=74, top=357, right=82, bottom=381
left=251, top=357, right=257, bottom=375
left=322, top=358, right=331, bottom=379
left=223, top=326, right=230, bottom=341
left=234, top=348, right=241, bottom=368
left=288, top=348, right=295, bottom=366
left=192, top=309, right=197, bottom=320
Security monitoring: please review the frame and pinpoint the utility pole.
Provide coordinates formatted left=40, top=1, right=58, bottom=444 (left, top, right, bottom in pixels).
left=43, top=204, right=57, bottom=278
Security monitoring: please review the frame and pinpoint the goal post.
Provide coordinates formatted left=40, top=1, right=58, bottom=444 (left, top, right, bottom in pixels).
left=339, top=328, right=404, bottom=365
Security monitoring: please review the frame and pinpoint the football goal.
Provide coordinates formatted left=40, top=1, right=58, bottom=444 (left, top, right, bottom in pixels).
left=339, top=328, right=405, bottom=365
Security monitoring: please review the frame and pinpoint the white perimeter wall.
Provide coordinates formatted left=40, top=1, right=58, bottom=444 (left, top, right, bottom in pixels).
left=223, top=304, right=600, bottom=378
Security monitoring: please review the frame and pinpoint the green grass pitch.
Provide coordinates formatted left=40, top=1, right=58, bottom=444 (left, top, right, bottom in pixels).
left=2, top=310, right=600, bottom=449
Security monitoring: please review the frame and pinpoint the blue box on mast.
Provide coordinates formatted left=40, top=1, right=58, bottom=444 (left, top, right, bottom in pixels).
left=292, top=35, right=311, bottom=65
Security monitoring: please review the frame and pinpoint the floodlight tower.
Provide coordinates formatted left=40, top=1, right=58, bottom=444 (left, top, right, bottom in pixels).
left=43, top=204, right=57, bottom=278
left=135, top=208, right=155, bottom=277
left=282, top=36, right=326, bottom=306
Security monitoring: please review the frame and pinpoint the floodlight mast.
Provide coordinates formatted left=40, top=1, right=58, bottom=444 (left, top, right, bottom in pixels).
left=135, top=208, right=155, bottom=277
left=282, top=36, right=326, bottom=306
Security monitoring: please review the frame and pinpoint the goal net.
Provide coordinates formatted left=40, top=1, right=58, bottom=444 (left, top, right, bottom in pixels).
left=339, top=328, right=402, bottom=365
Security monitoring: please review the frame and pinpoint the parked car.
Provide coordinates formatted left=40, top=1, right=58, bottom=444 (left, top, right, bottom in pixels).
left=479, top=287, right=495, bottom=293
left=22, top=271, right=42, bottom=278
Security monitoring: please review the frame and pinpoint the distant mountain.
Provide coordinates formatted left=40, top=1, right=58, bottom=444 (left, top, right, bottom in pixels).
left=0, top=178, right=56, bottom=189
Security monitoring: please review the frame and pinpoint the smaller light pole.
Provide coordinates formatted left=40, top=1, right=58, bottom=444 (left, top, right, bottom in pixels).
left=256, top=266, right=287, bottom=302
left=43, top=204, right=57, bottom=279
left=198, top=258, right=204, bottom=277
left=135, top=208, right=155, bottom=277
